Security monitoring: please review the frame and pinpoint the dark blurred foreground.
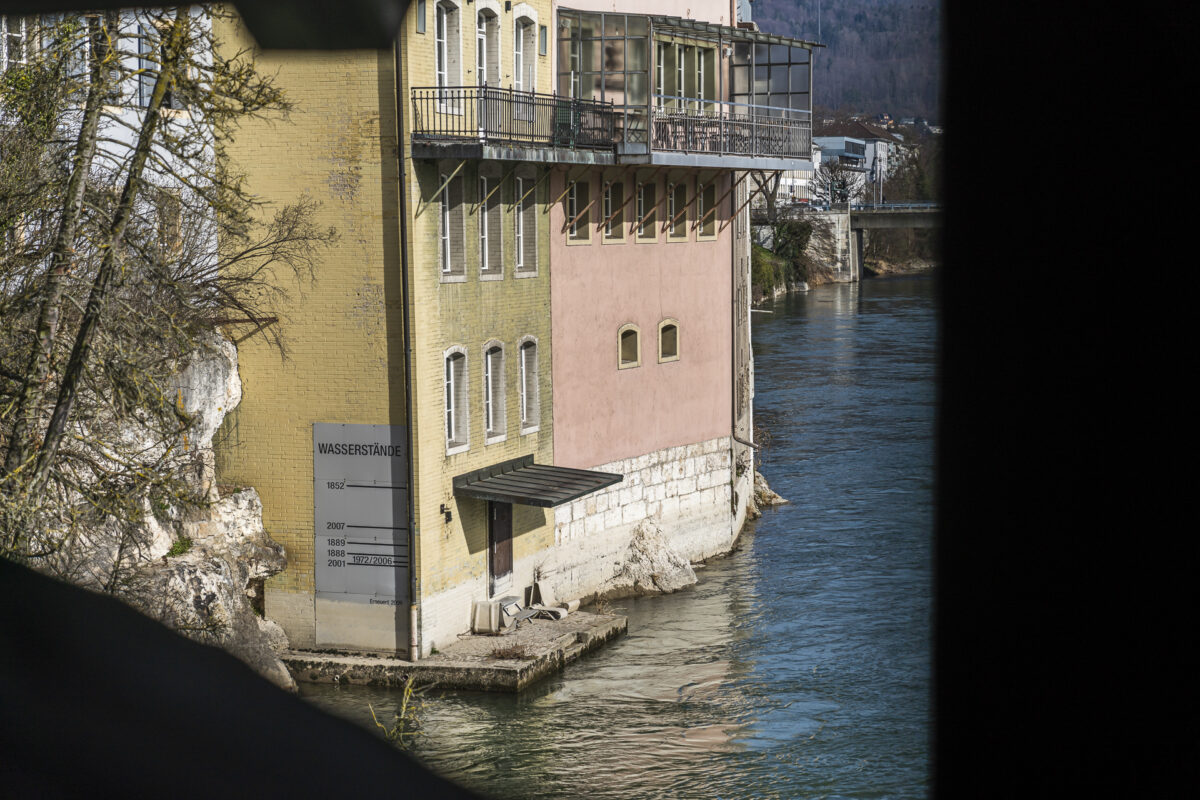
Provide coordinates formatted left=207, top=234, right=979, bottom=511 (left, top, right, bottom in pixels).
left=0, top=557, right=482, bottom=798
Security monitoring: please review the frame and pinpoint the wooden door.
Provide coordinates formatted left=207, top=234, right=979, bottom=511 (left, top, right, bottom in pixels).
left=488, top=501, right=512, bottom=596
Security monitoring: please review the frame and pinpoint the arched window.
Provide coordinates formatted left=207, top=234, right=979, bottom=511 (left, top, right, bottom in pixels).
left=476, top=7, right=499, bottom=88
left=658, top=319, right=680, bottom=362
left=514, top=16, right=536, bottom=93
left=444, top=348, right=468, bottom=452
left=519, top=338, right=539, bottom=431
left=618, top=324, right=641, bottom=369
left=483, top=342, right=506, bottom=441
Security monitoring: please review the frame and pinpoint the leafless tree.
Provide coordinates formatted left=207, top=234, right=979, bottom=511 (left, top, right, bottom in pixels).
left=811, top=158, right=867, bottom=208
left=0, top=9, right=334, bottom=589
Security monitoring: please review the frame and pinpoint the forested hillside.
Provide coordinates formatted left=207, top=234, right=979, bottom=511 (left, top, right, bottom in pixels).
left=752, top=0, right=941, bottom=120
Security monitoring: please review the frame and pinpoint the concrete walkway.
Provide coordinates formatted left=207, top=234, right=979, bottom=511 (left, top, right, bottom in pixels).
left=283, top=611, right=627, bottom=692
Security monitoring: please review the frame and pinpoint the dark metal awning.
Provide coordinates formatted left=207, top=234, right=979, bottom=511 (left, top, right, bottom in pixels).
left=452, top=455, right=623, bottom=508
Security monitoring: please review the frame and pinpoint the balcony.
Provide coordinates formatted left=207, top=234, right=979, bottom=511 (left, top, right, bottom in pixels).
left=410, top=86, right=618, bottom=164
left=411, top=86, right=812, bottom=169
left=650, top=97, right=811, bottom=161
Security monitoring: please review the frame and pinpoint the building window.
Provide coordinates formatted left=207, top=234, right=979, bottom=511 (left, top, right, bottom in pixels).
left=514, top=18, right=536, bottom=92
left=669, top=182, right=688, bottom=239
left=436, top=4, right=448, bottom=87
left=2, top=15, right=29, bottom=72
left=440, top=172, right=465, bottom=278
left=514, top=177, right=525, bottom=269
left=477, top=10, right=499, bottom=88
left=515, top=175, right=537, bottom=273
left=136, top=21, right=185, bottom=110
left=538, top=24, right=547, bottom=56
left=603, top=182, right=624, bottom=240
left=658, top=320, right=680, bottom=362
left=483, top=344, right=506, bottom=441
left=697, top=181, right=717, bottom=238
left=137, top=23, right=156, bottom=107
left=637, top=181, right=656, bottom=240
left=519, top=339, right=539, bottom=431
left=479, top=175, right=502, bottom=277
left=567, top=180, right=590, bottom=241
left=417, top=0, right=426, bottom=33
left=618, top=324, right=640, bottom=369
left=445, top=350, right=468, bottom=451
left=654, top=42, right=666, bottom=108
left=676, top=44, right=685, bottom=107
left=435, top=2, right=461, bottom=110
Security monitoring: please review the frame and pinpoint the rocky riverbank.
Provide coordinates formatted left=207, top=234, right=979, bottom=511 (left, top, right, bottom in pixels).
left=863, top=257, right=938, bottom=277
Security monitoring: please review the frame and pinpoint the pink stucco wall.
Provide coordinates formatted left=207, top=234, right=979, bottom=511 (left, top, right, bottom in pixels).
left=550, top=169, right=733, bottom=470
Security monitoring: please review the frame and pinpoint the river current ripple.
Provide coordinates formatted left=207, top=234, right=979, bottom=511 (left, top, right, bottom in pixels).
left=303, top=276, right=936, bottom=799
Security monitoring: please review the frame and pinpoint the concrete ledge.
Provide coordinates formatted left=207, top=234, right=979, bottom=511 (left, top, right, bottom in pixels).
left=283, top=611, right=627, bottom=693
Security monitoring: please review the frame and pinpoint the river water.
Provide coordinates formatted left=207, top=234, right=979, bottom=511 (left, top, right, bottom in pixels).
left=303, top=275, right=937, bottom=799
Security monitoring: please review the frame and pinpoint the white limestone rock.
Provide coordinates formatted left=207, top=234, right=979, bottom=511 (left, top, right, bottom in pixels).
left=754, top=470, right=788, bottom=507
left=125, top=488, right=295, bottom=692
left=595, top=519, right=698, bottom=600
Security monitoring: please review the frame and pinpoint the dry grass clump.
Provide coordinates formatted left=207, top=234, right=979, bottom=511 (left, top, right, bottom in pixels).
left=489, top=643, right=531, bottom=660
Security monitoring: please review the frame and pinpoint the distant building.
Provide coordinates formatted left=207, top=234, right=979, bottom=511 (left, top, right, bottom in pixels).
left=813, top=135, right=867, bottom=171
left=816, top=121, right=908, bottom=202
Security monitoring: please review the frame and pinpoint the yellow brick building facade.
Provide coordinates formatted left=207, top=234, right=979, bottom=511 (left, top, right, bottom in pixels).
left=216, top=0, right=559, bottom=655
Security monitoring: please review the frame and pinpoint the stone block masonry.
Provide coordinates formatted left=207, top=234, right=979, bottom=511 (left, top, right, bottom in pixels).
left=542, top=435, right=742, bottom=605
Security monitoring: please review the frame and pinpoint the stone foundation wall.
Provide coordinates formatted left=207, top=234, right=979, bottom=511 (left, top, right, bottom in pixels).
left=542, top=435, right=742, bottom=604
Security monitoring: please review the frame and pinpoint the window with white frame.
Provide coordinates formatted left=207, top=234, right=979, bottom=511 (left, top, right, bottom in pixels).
left=514, top=18, right=536, bottom=92
left=668, top=182, right=688, bottom=239
left=514, top=17, right=536, bottom=121
left=567, top=180, right=590, bottom=241
left=675, top=45, right=685, bottom=107
left=477, top=10, right=499, bottom=88
left=135, top=21, right=186, bottom=110
left=440, top=171, right=465, bottom=277
left=483, top=344, right=506, bottom=440
left=519, top=339, right=539, bottom=430
left=637, top=181, right=656, bottom=240
left=516, top=172, right=537, bottom=271
left=514, top=176, right=525, bottom=269
left=478, top=175, right=502, bottom=277
left=603, top=182, right=624, bottom=240
left=654, top=42, right=665, bottom=108
left=697, top=180, right=717, bottom=238
left=435, top=2, right=461, bottom=111
left=2, top=15, right=30, bottom=72
left=445, top=349, right=468, bottom=450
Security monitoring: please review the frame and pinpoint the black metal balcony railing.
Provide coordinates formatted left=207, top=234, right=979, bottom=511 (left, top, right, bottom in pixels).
left=411, top=86, right=617, bottom=150
left=651, top=96, right=812, bottom=159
